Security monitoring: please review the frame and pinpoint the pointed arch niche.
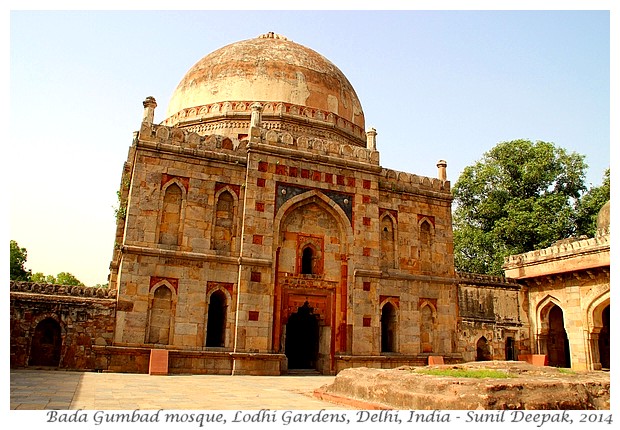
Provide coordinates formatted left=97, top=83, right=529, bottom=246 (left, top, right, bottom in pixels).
left=211, top=186, right=239, bottom=253
left=157, top=178, right=188, bottom=246
left=418, top=215, right=435, bottom=273
left=380, top=210, right=398, bottom=270
left=419, top=299, right=437, bottom=353
left=146, top=279, right=178, bottom=346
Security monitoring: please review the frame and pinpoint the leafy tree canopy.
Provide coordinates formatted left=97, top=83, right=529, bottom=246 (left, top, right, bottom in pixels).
left=31, top=271, right=84, bottom=286
left=451, top=139, right=606, bottom=275
left=10, top=240, right=32, bottom=281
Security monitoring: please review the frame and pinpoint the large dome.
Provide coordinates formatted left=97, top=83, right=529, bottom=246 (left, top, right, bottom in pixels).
left=164, top=32, right=365, bottom=132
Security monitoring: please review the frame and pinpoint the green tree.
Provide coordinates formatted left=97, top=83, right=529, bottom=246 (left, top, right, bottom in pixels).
left=30, top=271, right=85, bottom=286
left=575, top=168, right=610, bottom=237
left=10, top=240, right=31, bottom=281
left=54, top=272, right=84, bottom=286
left=31, top=272, right=56, bottom=283
left=452, top=139, right=588, bottom=275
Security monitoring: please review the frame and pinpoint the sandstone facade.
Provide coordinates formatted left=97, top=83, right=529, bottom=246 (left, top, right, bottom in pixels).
left=504, top=232, right=610, bottom=371
left=102, top=33, right=463, bottom=375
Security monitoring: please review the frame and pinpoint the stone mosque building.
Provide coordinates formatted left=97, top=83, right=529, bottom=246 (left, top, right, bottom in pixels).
left=10, top=33, right=610, bottom=375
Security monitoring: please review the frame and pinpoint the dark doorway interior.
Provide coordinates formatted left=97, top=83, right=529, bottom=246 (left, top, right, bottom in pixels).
left=285, top=302, right=319, bottom=369
left=29, top=318, right=62, bottom=367
left=476, top=336, right=492, bottom=361
left=505, top=337, right=516, bottom=361
left=381, top=302, right=397, bottom=352
left=598, top=305, right=610, bottom=370
left=547, top=305, right=571, bottom=368
left=206, top=291, right=226, bottom=347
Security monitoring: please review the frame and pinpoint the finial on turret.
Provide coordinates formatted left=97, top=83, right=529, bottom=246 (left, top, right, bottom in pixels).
left=249, top=102, right=263, bottom=141
left=142, top=96, right=157, bottom=125
left=437, top=160, right=448, bottom=181
left=366, top=128, right=377, bottom=151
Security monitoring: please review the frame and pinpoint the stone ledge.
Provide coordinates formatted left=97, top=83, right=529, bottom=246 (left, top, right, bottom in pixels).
left=317, top=362, right=610, bottom=410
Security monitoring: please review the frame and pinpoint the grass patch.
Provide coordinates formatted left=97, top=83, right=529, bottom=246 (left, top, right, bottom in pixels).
left=556, top=368, right=576, bottom=375
left=414, top=368, right=515, bottom=379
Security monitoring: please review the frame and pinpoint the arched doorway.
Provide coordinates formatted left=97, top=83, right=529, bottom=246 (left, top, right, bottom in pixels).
left=381, top=302, right=397, bottom=353
left=598, top=305, right=610, bottom=370
left=547, top=305, right=571, bottom=367
left=285, top=302, right=319, bottom=369
left=476, top=336, right=492, bottom=361
left=29, top=318, right=62, bottom=367
left=206, top=290, right=227, bottom=347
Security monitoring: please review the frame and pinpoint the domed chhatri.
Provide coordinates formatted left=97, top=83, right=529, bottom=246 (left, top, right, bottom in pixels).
left=164, top=32, right=365, bottom=144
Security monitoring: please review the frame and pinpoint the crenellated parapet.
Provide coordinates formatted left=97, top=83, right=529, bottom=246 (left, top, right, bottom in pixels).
left=136, top=122, right=248, bottom=165
left=10, top=281, right=117, bottom=299
left=503, top=233, right=610, bottom=279
left=137, top=121, right=380, bottom=167
left=378, top=168, right=451, bottom=196
left=456, top=271, right=520, bottom=288
left=504, top=234, right=610, bottom=268
left=252, top=129, right=380, bottom=166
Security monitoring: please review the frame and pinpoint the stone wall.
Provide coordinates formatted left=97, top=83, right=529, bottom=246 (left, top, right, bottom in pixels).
left=10, top=281, right=116, bottom=370
left=456, top=273, right=530, bottom=363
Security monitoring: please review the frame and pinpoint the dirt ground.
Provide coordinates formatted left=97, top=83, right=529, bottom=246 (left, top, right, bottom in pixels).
left=315, top=361, right=610, bottom=410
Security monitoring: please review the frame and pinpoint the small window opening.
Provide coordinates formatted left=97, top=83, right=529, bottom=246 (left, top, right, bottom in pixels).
left=301, top=247, right=314, bottom=274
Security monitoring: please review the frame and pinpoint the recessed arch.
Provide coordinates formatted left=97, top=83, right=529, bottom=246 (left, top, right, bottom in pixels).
left=419, top=301, right=437, bottom=353
left=157, top=179, right=187, bottom=246
left=212, top=187, right=239, bottom=253
left=380, top=213, right=398, bottom=270
left=146, top=282, right=177, bottom=345
left=273, top=189, right=354, bottom=252
left=418, top=217, right=435, bottom=272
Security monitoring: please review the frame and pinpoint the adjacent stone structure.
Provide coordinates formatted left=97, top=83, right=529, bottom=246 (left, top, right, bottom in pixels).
left=10, top=282, right=116, bottom=370
left=503, top=204, right=610, bottom=371
left=9, top=33, right=609, bottom=376
left=456, top=273, right=530, bottom=363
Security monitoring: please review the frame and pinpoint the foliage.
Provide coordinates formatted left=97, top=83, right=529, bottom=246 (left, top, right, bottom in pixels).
left=452, top=139, right=589, bottom=275
left=30, top=271, right=84, bottom=286
left=10, top=240, right=31, bottom=281
left=414, top=368, right=514, bottom=379
left=31, top=272, right=56, bottom=283
left=575, top=168, right=610, bottom=237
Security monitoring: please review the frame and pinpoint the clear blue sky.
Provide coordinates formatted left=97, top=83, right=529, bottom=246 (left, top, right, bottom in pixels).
left=8, top=6, right=614, bottom=286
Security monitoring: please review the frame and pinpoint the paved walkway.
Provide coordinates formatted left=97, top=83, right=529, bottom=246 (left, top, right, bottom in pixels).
left=10, top=369, right=352, bottom=410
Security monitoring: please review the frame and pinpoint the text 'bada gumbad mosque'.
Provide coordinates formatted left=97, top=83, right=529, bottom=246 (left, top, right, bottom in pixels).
left=10, top=33, right=610, bottom=375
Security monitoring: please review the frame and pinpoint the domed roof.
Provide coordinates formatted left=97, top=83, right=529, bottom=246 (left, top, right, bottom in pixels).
left=165, top=32, right=365, bottom=131
left=597, top=200, right=610, bottom=234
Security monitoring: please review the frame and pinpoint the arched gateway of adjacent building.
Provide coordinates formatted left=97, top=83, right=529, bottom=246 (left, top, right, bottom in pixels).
left=272, top=190, right=353, bottom=373
left=29, top=317, right=62, bottom=367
